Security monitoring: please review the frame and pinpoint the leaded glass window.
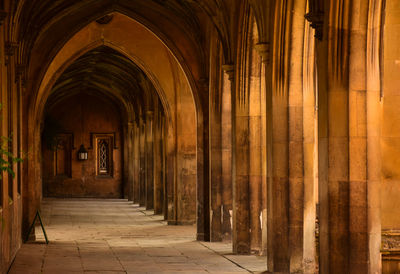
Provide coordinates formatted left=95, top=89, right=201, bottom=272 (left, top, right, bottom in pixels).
left=95, top=136, right=113, bottom=176
left=98, top=140, right=108, bottom=174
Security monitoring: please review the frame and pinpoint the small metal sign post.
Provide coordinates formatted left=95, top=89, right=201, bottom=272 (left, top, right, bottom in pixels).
left=25, top=210, right=49, bottom=244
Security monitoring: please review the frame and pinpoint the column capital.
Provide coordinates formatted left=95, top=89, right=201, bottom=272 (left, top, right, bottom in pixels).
left=16, top=64, right=25, bottom=75
left=0, top=10, right=7, bottom=26
left=146, top=110, right=154, bottom=118
left=16, top=64, right=26, bottom=84
left=222, top=64, right=235, bottom=81
left=5, top=41, right=18, bottom=56
left=198, top=77, right=209, bottom=89
left=305, top=10, right=324, bottom=40
left=5, top=41, right=18, bottom=66
left=254, top=43, right=269, bottom=64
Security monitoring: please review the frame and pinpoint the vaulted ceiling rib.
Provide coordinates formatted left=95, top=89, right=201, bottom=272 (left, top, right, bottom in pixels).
left=46, top=46, right=159, bottom=120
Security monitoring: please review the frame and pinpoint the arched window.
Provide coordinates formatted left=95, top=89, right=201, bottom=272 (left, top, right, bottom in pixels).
left=98, top=140, right=109, bottom=174
left=95, top=135, right=113, bottom=176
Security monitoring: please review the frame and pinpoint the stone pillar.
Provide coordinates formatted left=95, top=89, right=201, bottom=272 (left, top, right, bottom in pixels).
left=166, top=123, right=176, bottom=224
left=268, top=1, right=292, bottom=270
left=349, top=1, right=368, bottom=271
left=145, top=111, right=154, bottom=210
left=210, top=105, right=222, bottom=241
left=271, top=95, right=289, bottom=272
left=127, top=122, right=134, bottom=201
left=254, top=43, right=268, bottom=256
left=326, top=52, right=350, bottom=273
left=196, top=78, right=210, bottom=240
left=302, top=21, right=318, bottom=273
left=249, top=38, right=262, bottom=253
left=315, top=1, right=351, bottom=272
left=209, top=38, right=223, bottom=242
left=287, top=0, right=306, bottom=271
left=316, top=27, right=330, bottom=274
left=133, top=121, right=140, bottom=204
left=122, top=124, right=129, bottom=199
left=221, top=71, right=233, bottom=240
left=16, top=66, right=24, bottom=197
left=259, top=39, right=275, bottom=271
left=348, top=0, right=383, bottom=272
left=366, top=0, right=382, bottom=272
left=225, top=62, right=250, bottom=254
left=153, top=108, right=163, bottom=215
left=162, top=117, right=169, bottom=220
left=139, top=116, right=146, bottom=207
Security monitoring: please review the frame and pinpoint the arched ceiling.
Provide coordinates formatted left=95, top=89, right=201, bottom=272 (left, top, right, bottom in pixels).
left=5, top=0, right=269, bottom=115
left=45, top=46, right=159, bottom=121
left=16, top=0, right=203, bottom=42
left=12, top=0, right=207, bottom=81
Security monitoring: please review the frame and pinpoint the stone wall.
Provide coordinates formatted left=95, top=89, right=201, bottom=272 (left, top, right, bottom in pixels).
left=42, top=93, right=123, bottom=198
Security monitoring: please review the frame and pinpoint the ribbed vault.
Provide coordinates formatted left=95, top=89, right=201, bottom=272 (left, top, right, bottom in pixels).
left=22, top=10, right=199, bottom=255
left=13, top=0, right=207, bottom=96
left=45, top=45, right=160, bottom=121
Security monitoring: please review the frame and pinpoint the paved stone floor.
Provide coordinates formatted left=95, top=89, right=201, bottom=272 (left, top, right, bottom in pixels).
left=9, top=199, right=267, bottom=273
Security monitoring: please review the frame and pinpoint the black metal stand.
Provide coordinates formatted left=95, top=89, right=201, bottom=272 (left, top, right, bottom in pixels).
left=25, top=210, right=49, bottom=244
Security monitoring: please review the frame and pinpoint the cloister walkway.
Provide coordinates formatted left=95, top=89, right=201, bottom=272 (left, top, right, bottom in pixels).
left=9, top=199, right=266, bottom=273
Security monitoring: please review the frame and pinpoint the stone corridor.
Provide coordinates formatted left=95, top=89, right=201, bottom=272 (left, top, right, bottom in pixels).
left=9, top=199, right=266, bottom=273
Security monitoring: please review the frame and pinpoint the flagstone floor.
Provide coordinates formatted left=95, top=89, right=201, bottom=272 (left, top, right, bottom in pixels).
left=9, top=199, right=267, bottom=273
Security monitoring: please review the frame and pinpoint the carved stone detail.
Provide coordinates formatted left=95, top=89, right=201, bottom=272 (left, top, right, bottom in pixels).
left=382, top=231, right=400, bottom=252
left=305, top=12, right=324, bottom=41
left=254, top=43, right=269, bottom=64
left=0, top=10, right=7, bottom=26
left=4, top=42, right=19, bottom=66
left=16, top=64, right=26, bottom=84
left=96, top=14, right=114, bottom=25
left=5, top=42, right=18, bottom=56
left=197, top=77, right=209, bottom=95
left=16, top=64, right=25, bottom=76
left=222, top=64, right=234, bottom=81
left=305, top=0, right=324, bottom=41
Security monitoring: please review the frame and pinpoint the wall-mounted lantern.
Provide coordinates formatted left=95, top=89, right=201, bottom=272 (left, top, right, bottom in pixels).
left=77, top=144, right=88, bottom=160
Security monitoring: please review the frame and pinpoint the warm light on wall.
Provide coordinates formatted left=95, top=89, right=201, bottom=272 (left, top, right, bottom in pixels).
left=77, top=144, right=88, bottom=160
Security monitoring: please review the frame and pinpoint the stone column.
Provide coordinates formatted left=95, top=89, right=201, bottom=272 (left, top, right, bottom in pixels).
left=139, top=116, right=146, bottom=207
left=196, top=78, right=210, bottom=240
left=366, top=0, right=382, bottom=272
left=268, top=1, right=292, bottom=270
left=210, top=106, right=222, bottom=241
left=315, top=1, right=351, bottom=272
left=166, top=122, right=176, bottom=224
left=127, top=122, right=134, bottom=201
left=122, top=124, right=129, bottom=199
left=271, top=95, right=289, bottom=272
left=162, top=116, right=169, bottom=220
left=287, top=0, right=306, bottom=271
left=257, top=39, right=275, bottom=271
left=17, top=65, right=24, bottom=197
left=209, top=38, right=223, bottom=242
left=249, top=38, right=262, bottom=253
left=348, top=0, right=383, bottom=272
left=153, top=109, right=163, bottom=215
left=221, top=71, right=233, bottom=240
left=133, top=121, right=140, bottom=204
left=249, top=0, right=275, bottom=261
left=349, top=1, right=368, bottom=271
left=254, top=43, right=268, bottom=256
left=302, top=21, right=318, bottom=273
left=225, top=62, right=250, bottom=254
left=145, top=111, right=154, bottom=210
left=315, top=27, right=330, bottom=274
